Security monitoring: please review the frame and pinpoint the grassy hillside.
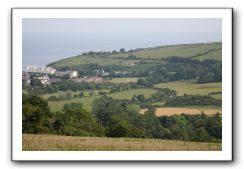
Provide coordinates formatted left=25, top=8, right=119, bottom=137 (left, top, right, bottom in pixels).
left=23, top=134, right=221, bottom=151
left=48, top=42, right=221, bottom=68
left=193, top=48, right=222, bottom=61
left=124, top=43, right=221, bottom=59
left=155, top=80, right=222, bottom=100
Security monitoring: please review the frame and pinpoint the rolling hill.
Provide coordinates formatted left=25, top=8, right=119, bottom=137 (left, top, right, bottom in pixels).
left=48, top=42, right=222, bottom=69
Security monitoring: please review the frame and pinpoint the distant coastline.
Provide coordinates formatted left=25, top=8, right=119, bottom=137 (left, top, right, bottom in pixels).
left=23, top=41, right=221, bottom=68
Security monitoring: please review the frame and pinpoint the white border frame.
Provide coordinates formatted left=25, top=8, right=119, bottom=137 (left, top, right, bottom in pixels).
left=12, top=8, right=232, bottom=161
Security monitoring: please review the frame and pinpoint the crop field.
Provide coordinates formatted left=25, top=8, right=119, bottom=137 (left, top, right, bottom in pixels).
left=155, top=80, right=222, bottom=99
left=140, top=107, right=222, bottom=116
left=22, top=134, right=221, bottom=151
left=48, top=88, right=157, bottom=112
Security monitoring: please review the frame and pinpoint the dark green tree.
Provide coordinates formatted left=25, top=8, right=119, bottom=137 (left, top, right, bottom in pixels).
left=22, top=94, right=51, bottom=133
left=30, top=78, right=43, bottom=87
left=54, top=103, right=104, bottom=136
left=120, top=48, right=125, bottom=53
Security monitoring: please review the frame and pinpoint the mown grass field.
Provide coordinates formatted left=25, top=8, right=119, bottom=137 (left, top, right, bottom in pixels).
left=47, top=88, right=157, bottom=112
left=49, top=43, right=221, bottom=68
left=140, top=107, right=222, bottom=116
left=23, top=134, right=221, bottom=151
left=155, top=80, right=222, bottom=99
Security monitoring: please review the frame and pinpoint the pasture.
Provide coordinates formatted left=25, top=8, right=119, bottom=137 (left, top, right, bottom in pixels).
left=23, top=134, right=222, bottom=151
left=40, top=90, right=109, bottom=100
left=48, top=88, right=157, bottom=112
left=129, top=43, right=221, bottom=59
left=193, top=49, right=222, bottom=61
left=155, top=80, right=222, bottom=99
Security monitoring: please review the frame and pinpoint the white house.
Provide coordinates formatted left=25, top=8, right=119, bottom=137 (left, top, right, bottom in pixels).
left=37, top=75, right=50, bottom=85
left=70, top=71, right=78, bottom=78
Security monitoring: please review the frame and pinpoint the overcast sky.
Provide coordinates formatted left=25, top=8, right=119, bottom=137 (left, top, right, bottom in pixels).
left=22, top=18, right=222, bottom=66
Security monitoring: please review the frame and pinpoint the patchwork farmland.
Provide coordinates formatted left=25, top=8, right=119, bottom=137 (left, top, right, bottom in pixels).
left=23, top=42, right=223, bottom=150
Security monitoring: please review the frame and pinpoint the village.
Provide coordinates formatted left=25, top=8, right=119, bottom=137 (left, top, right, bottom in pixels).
left=22, top=65, right=109, bottom=85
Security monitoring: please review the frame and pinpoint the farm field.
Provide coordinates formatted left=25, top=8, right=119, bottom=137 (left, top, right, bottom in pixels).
left=22, top=18, right=224, bottom=153
left=140, top=107, right=222, bottom=116
left=46, top=80, right=221, bottom=112
left=108, top=88, right=156, bottom=99
left=23, top=134, right=222, bottom=151
left=128, top=43, right=221, bottom=59
left=48, top=95, right=100, bottom=112
left=193, top=49, right=222, bottom=61
left=47, top=88, right=157, bottom=112
left=155, top=80, right=222, bottom=99
left=107, top=77, right=140, bottom=83
left=40, top=90, right=109, bottom=100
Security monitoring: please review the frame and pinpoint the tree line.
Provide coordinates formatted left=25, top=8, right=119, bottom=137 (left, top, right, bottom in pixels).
left=23, top=94, right=222, bottom=142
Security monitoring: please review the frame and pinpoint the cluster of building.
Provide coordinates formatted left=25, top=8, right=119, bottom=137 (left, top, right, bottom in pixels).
left=94, top=69, right=110, bottom=76
left=127, top=62, right=136, bottom=67
left=22, top=71, right=31, bottom=84
left=114, top=71, right=128, bottom=75
left=22, top=72, right=61, bottom=85
left=55, top=70, right=78, bottom=78
left=23, top=65, right=104, bottom=85
left=23, top=64, right=132, bottom=85
left=26, top=65, right=56, bottom=74
left=72, top=76, right=102, bottom=83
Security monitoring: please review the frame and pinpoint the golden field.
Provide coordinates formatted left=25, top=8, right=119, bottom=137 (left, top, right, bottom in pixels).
left=140, top=107, right=222, bottom=116
left=23, top=134, right=221, bottom=151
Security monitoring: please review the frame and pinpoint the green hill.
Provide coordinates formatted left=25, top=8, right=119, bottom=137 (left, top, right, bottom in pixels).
left=48, top=42, right=222, bottom=69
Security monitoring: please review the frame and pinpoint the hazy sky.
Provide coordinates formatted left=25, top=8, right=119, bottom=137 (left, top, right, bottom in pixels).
left=23, top=18, right=222, bottom=66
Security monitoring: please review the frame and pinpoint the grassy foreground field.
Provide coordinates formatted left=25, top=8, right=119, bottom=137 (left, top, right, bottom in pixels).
left=23, top=134, right=221, bottom=151
left=140, top=107, right=222, bottom=116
